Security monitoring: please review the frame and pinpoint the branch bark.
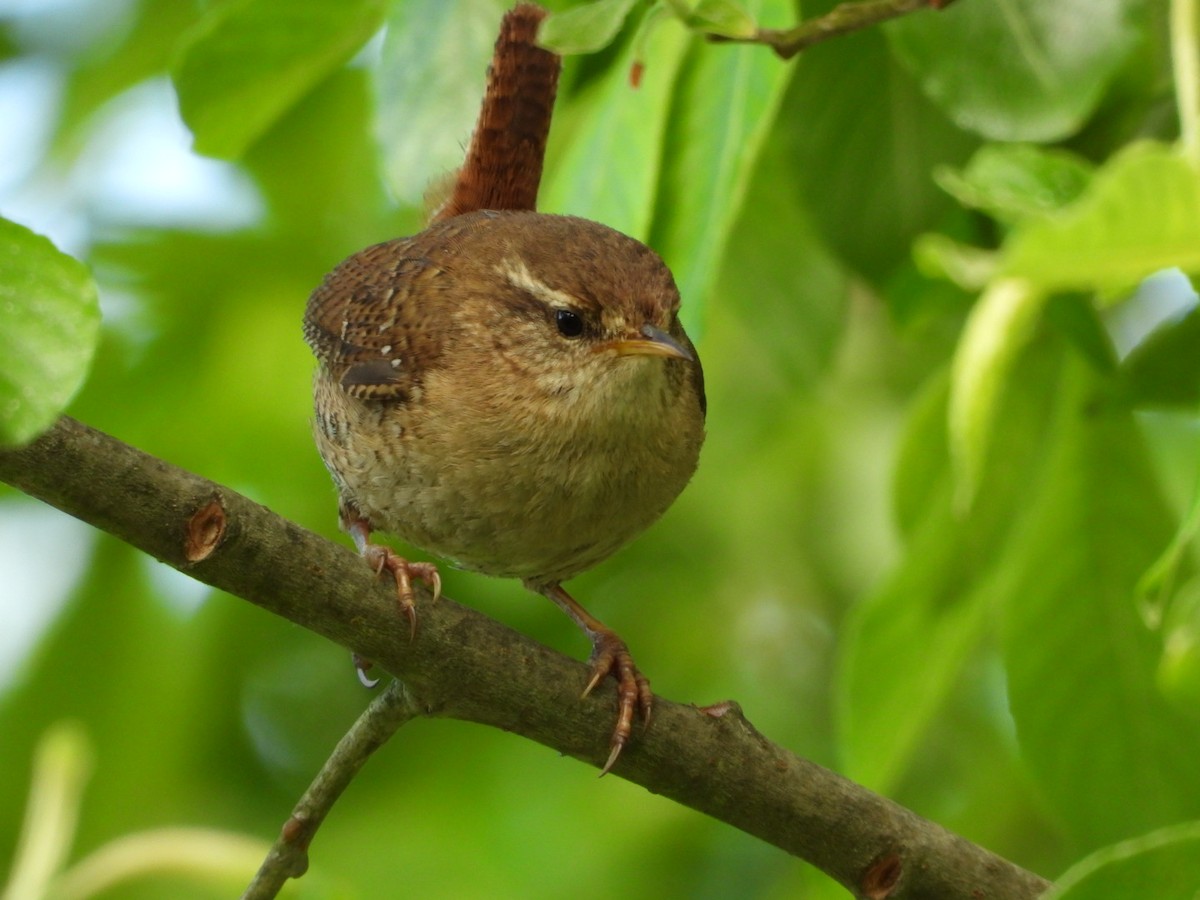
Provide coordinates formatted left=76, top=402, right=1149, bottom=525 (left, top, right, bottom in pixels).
left=0, top=417, right=1052, bottom=899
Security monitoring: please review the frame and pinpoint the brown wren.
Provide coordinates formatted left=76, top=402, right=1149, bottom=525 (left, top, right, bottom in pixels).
left=303, top=3, right=705, bottom=774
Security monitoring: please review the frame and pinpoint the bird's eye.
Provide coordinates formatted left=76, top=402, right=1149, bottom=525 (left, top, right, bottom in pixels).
left=555, top=308, right=584, bottom=339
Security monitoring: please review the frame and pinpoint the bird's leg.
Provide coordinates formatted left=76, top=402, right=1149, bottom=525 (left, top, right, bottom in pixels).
left=536, top=583, right=652, bottom=776
left=340, top=503, right=441, bottom=649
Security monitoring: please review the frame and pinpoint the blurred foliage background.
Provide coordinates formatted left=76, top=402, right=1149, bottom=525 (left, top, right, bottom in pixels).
left=2, top=0, right=1200, bottom=896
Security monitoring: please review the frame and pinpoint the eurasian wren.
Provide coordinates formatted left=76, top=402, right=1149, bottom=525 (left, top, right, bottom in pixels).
left=303, top=3, right=705, bottom=774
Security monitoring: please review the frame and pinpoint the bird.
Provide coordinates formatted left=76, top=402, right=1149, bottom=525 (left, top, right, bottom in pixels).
left=302, top=3, right=705, bottom=775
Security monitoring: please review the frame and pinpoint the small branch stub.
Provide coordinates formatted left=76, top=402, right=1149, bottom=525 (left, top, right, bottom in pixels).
left=696, top=699, right=741, bottom=718
left=184, top=495, right=226, bottom=562
left=862, top=852, right=903, bottom=899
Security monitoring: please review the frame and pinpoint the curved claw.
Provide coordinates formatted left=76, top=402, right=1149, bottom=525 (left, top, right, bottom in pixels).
left=584, top=632, right=653, bottom=777
left=361, top=545, right=440, bottom=642
left=353, top=654, right=380, bottom=689
left=601, top=739, right=624, bottom=777
left=538, top=583, right=655, bottom=777
left=409, top=561, right=442, bottom=605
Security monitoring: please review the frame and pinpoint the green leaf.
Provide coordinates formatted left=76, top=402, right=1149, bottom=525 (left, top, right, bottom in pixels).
left=538, top=0, right=640, bottom=55
left=1000, top=356, right=1200, bottom=847
left=539, top=10, right=688, bottom=238
left=781, top=26, right=978, bottom=283
left=836, top=496, right=993, bottom=791
left=1116, top=305, right=1200, bottom=409
left=1158, top=578, right=1200, bottom=714
left=912, top=233, right=998, bottom=290
left=245, top=68, right=407, bottom=248
left=712, top=132, right=849, bottom=393
left=949, top=278, right=1046, bottom=510
left=1045, top=821, right=1200, bottom=899
left=885, top=264, right=976, bottom=334
left=0, top=219, right=100, bottom=447
left=173, top=0, right=385, bottom=159
left=1000, top=143, right=1200, bottom=295
left=1143, top=478, right=1200, bottom=715
left=686, top=0, right=757, bottom=39
left=375, top=0, right=507, bottom=206
left=1139, top=479, right=1200, bottom=619
left=649, top=0, right=795, bottom=322
left=841, top=343, right=1062, bottom=791
left=934, top=143, right=1094, bottom=226
left=887, top=0, right=1141, bottom=142
left=56, top=1, right=204, bottom=157
left=891, top=368, right=951, bottom=539
left=1044, top=294, right=1119, bottom=375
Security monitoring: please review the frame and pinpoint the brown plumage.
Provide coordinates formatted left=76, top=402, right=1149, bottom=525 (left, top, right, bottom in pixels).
left=305, top=210, right=704, bottom=585
left=432, top=4, right=559, bottom=221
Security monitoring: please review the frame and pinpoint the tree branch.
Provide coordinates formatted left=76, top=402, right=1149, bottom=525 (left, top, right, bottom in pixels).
left=243, top=680, right=418, bottom=898
left=0, top=417, right=1051, bottom=899
left=708, top=0, right=960, bottom=60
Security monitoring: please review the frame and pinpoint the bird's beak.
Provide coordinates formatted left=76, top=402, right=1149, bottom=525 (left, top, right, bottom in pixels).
left=601, top=324, right=694, bottom=361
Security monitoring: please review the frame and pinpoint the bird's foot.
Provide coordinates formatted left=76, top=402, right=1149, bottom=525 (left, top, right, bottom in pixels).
left=583, top=630, right=653, bottom=776
left=339, top=509, right=440, bottom=688
left=361, top=544, right=441, bottom=641
left=537, top=582, right=654, bottom=776
left=349, top=549, right=439, bottom=688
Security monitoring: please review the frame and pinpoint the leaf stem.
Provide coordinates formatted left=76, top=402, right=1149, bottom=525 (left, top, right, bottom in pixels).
left=1, top=723, right=92, bottom=900
left=1173, top=0, right=1200, bottom=163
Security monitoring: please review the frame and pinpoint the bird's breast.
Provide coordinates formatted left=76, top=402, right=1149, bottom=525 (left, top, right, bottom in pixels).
left=312, top=356, right=702, bottom=584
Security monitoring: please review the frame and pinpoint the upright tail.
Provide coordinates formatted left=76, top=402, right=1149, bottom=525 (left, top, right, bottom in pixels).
left=431, top=3, right=561, bottom=222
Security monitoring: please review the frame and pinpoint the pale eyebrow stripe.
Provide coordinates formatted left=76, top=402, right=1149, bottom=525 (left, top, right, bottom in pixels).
left=499, top=257, right=579, bottom=309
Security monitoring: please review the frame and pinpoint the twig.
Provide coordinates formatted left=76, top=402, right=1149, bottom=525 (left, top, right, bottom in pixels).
left=0, top=417, right=1052, bottom=899
left=242, top=681, right=418, bottom=899
left=709, top=0, right=961, bottom=59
